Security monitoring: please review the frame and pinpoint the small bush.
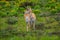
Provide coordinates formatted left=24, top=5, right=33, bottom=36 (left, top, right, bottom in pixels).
left=35, top=22, right=45, bottom=30
left=0, top=11, right=7, bottom=17
left=6, top=16, right=18, bottom=25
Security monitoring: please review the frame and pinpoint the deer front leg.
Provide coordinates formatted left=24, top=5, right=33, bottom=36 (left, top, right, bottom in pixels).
left=27, top=22, right=30, bottom=32
left=27, top=23, right=29, bottom=32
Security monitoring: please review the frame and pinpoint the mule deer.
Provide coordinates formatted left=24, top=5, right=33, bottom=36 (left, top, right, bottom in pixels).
left=24, top=7, right=36, bottom=32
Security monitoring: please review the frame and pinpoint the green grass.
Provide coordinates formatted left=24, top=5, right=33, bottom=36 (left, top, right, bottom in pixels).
left=0, top=13, right=60, bottom=40
left=0, top=32, right=60, bottom=40
left=0, top=1, right=60, bottom=40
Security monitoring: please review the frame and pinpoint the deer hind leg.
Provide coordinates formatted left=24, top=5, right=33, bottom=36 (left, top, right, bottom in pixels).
left=30, top=19, right=35, bottom=31
left=33, top=21, right=35, bottom=31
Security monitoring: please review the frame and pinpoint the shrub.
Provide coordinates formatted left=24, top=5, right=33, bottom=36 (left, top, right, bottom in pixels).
left=0, top=11, right=7, bottom=17
left=6, top=16, right=18, bottom=25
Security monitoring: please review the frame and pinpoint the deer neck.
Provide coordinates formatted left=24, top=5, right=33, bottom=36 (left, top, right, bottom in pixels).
left=29, top=12, right=32, bottom=18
